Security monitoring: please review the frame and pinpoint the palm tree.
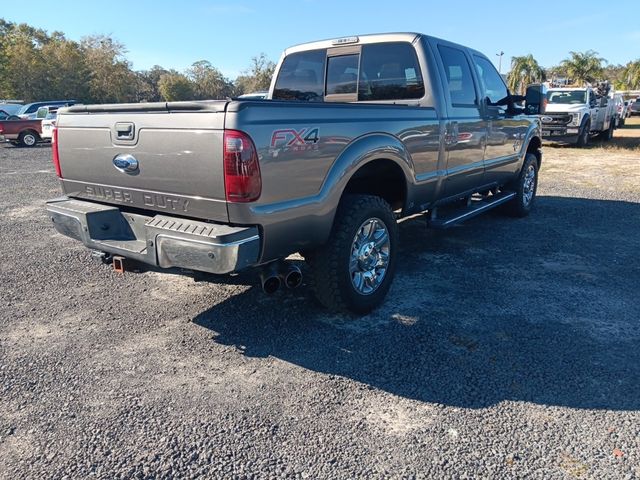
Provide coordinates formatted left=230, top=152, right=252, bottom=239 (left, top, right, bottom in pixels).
left=507, top=55, right=546, bottom=95
left=560, top=50, right=606, bottom=85
left=623, top=60, right=640, bottom=89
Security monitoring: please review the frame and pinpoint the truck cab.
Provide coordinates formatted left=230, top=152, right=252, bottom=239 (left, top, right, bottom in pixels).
left=542, top=87, right=615, bottom=146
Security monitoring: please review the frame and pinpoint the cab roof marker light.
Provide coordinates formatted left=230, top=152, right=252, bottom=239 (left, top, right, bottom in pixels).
left=332, top=36, right=359, bottom=46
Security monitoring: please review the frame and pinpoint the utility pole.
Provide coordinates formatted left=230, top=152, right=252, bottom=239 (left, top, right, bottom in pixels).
left=496, top=51, right=504, bottom=74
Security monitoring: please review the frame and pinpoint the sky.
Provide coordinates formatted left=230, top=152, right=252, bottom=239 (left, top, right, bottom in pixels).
left=2, top=0, right=640, bottom=78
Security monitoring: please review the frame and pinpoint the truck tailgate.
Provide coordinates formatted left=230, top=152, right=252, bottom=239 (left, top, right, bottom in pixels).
left=56, top=101, right=229, bottom=222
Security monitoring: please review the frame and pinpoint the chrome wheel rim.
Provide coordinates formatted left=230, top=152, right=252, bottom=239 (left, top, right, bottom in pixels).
left=24, top=134, right=36, bottom=146
left=349, top=217, right=390, bottom=295
left=522, top=164, right=536, bottom=206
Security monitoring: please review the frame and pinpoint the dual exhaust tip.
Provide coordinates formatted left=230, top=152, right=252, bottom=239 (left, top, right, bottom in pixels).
left=260, top=262, right=303, bottom=294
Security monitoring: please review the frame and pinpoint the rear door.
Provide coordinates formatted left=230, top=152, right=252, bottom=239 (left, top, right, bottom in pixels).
left=432, top=41, right=487, bottom=197
left=472, top=54, right=529, bottom=186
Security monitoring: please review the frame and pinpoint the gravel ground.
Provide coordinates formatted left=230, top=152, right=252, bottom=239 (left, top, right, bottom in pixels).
left=1, top=125, right=639, bottom=479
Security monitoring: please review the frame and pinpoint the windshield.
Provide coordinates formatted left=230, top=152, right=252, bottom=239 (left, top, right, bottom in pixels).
left=16, top=103, right=39, bottom=115
left=547, top=90, right=587, bottom=105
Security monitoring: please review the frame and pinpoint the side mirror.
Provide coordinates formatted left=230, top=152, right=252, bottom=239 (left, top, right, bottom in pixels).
left=524, top=84, right=547, bottom=115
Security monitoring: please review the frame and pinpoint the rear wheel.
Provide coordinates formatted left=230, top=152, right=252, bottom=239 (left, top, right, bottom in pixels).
left=503, top=153, right=539, bottom=218
left=18, top=131, right=38, bottom=147
left=305, top=194, right=398, bottom=314
left=599, top=120, right=614, bottom=141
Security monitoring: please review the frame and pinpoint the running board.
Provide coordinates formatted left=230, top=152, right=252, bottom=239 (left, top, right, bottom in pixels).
left=429, top=191, right=516, bottom=229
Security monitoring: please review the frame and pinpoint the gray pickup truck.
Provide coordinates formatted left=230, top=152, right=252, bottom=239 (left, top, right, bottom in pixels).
left=47, top=33, right=543, bottom=313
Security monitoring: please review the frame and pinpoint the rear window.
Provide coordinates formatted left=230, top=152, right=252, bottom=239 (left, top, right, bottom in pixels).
left=358, top=43, right=424, bottom=101
left=273, top=49, right=326, bottom=102
left=326, top=55, right=359, bottom=95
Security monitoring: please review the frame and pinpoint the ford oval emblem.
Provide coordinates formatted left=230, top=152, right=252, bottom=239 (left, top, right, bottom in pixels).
left=541, top=116, right=553, bottom=123
left=112, top=153, right=139, bottom=173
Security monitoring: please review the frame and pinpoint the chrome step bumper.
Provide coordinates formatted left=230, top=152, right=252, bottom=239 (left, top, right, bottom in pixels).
left=46, top=197, right=260, bottom=274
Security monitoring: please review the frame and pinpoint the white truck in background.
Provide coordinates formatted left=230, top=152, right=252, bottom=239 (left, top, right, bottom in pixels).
left=541, top=84, right=616, bottom=147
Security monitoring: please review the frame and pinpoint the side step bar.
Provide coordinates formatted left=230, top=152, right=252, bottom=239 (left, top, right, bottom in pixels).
left=429, top=191, right=516, bottom=229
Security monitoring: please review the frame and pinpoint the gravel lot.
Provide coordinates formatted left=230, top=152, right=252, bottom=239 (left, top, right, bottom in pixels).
left=1, top=123, right=639, bottom=479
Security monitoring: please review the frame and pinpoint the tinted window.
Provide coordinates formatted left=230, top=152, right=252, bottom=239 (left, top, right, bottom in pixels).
left=473, top=55, right=508, bottom=104
left=437, top=45, right=477, bottom=107
left=326, top=54, right=359, bottom=95
left=358, top=43, right=424, bottom=101
left=273, top=49, right=326, bottom=102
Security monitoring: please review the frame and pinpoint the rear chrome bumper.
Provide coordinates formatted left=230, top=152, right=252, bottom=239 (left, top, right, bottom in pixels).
left=46, top=197, right=260, bottom=274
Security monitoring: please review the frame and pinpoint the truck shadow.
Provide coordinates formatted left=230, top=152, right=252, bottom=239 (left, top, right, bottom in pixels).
left=192, top=196, right=640, bottom=410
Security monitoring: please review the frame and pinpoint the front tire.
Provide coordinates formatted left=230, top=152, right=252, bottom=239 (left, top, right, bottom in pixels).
left=576, top=121, right=590, bottom=148
left=504, top=153, right=539, bottom=218
left=305, top=195, right=398, bottom=314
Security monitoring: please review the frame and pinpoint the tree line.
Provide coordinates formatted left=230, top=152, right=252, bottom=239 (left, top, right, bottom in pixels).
left=2, top=18, right=639, bottom=104
left=507, top=50, right=640, bottom=95
left=0, top=19, right=275, bottom=103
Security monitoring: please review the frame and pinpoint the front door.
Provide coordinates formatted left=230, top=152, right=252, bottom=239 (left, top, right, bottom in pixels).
left=472, top=55, right=529, bottom=186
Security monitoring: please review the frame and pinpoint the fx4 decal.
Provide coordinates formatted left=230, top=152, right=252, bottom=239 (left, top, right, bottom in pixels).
left=270, top=128, right=320, bottom=152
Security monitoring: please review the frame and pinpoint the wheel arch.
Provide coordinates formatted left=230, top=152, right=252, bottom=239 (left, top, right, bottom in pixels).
left=20, top=128, right=41, bottom=140
left=326, top=133, right=415, bottom=214
left=526, top=135, right=542, bottom=168
left=341, top=158, right=408, bottom=212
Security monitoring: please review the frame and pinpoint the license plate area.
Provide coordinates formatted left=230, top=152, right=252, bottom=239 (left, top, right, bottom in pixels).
left=86, top=209, right=149, bottom=253
left=543, top=130, right=563, bottom=137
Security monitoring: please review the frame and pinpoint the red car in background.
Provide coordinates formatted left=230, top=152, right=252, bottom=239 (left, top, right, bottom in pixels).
left=0, top=118, right=43, bottom=147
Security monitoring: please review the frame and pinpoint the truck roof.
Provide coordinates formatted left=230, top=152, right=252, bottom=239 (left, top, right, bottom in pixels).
left=284, top=32, right=420, bottom=54
left=547, top=87, right=589, bottom=92
left=284, top=32, right=489, bottom=63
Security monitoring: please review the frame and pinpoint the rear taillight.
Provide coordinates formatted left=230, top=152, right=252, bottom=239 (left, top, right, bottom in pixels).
left=52, top=127, right=62, bottom=178
left=223, top=130, right=261, bottom=202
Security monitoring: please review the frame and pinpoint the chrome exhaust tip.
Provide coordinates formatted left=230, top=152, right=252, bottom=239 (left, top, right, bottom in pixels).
left=260, top=263, right=281, bottom=294
left=261, top=275, right=281, bottom=294
left=282, top=264, right=302, bottom=289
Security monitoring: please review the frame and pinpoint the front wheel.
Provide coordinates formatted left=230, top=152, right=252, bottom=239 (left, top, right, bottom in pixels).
left=503, top=153, right=539, bottom=218
left=305, top=194, right=398, bottom=314
left=576, top=121, right=590, bottom=148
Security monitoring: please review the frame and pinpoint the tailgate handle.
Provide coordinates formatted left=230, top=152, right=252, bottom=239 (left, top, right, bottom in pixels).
left=115, top=122, right=135, bottom=140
